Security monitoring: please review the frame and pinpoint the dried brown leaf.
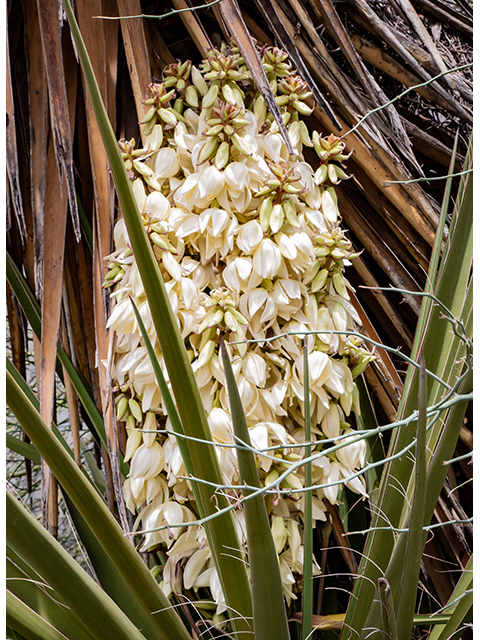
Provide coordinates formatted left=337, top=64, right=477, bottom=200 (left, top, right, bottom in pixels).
left=6, top=28, right=25, bottom=241
left=170, top=0, right=212, bottom=57
left=36, top=0, right=80, bottom=239
left=116, top=0, right=153, bottom=141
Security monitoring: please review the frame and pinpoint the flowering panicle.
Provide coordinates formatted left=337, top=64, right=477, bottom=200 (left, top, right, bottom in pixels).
left=104, top=42, right=372, bottom=619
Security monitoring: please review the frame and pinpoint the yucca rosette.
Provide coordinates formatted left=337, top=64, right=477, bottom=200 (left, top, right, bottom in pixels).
left=104, top=42, right=374, bottom=617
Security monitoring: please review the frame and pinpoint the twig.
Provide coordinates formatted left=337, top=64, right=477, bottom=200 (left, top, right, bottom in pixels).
left=340, top=62, right=473, bottom=140
left=95, top=0, right=223, bottom=21
left=385, top=169, right=472, bottom=186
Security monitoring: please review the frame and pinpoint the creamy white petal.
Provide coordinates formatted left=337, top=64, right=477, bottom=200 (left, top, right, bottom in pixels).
left=237, top=220, right=263, bottom=254
left=146, top=191, right=170, bottom=219
left=253, top=239, right=282, bottom=279
left=242, top=352, right=267, bottom=387
left=155, top=147, right=180, bottom=178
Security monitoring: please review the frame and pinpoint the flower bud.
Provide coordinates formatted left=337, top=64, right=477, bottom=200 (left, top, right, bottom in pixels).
left=269, top=203, right=284, bottom=233
left=143, top=411, right=158, bottom=447
left=214, top=141, right=230, bottom=169
left=314, top=165, right=328, bottom=185
left=116, top=396, right=129, bottom=421
left=293, top=99, right=313, bottom=115
left=254, top=95, right=267, bottom=122
left=197, top=136, right=220, bottom=164
left=129, top=398, right=143, bottom=423
left=231, top=133, right=253, bottom=156
left=311, top=268, right=329, bottom=292
left=202, top=83, right=219, bottom=109
left=158, top=108, right=177, bottom=125
left=283, top=199, right=300, bottom=227
left=191, top=65, right=207, bottom=95
left=124, top=428, right=142, bottom=462
left=222, top=83, right=237, bottom=105
left=125, top=412, right=136, bottom=428
left=332, top=272, right=349, bottom=300
left=185, top=85, right=199, bottom=108
left=258, top=198, right=273, bottom=232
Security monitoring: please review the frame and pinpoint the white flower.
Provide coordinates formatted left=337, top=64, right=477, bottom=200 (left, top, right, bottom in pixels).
left=252, top=238, right=283, bottom=279
left=183, top=547, right=210, bottom=589
left=106, top=45, right=368, bottom=617
left=336, top=430, right=367, bottom=470
left=129, top=441, right=165, bottom=481
left=241, top=351, right=267, bottom=387
left=322, top=403, right=341, bottom=439
left=237, top=220, right=263, bottom=254
left=222, top=256, right=254, bottom=292
left=146, top=190, right=171, bottom=219
left=239, top=288, right=277, bottom=337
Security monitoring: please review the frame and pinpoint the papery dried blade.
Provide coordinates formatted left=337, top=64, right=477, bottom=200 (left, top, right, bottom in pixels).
left=40, top=141, right=69, bottom=433
left=170, top=0, right=212, bottom=56
left=253, top=0, right=341, bottom=130
left=36, top=0, right=80, bottom=241
left=75, top=0, right=116, bottom=265
left=217, top=0, right=294, bottom=154
left=314, top=0, right=420, bottom=172
left=25, top=0, right=49, bottom=297
left=116, top=0, right=152, bottom=142
left=6, top=29, right=26, bottom=242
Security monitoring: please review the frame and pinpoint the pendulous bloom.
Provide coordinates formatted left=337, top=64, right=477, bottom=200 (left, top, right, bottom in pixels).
left=104, top=41, right=373, bottom=618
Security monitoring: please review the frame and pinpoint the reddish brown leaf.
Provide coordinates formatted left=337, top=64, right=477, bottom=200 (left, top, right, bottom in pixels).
left=40, top=141, right=69, bottom=431
left=170, top=0, right=212, bottom=57
left=116, top=0, right=153, bottom=141
left=36, top=0, right=80, bottom=239
left=6, top=28, right=25, bottom=241
left=25, top=0, right=49, bottom=296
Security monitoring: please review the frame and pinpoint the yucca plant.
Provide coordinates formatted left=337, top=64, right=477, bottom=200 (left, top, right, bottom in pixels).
left=6, top=0, right=472, bottom=639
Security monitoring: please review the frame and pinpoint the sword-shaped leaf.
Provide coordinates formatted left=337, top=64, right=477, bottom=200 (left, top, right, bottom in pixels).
left=220, top=337, right=290, bottom=640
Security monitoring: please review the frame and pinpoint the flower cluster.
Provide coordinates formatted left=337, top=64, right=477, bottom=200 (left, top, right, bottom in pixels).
left=104, top=42, right=373, bottom=618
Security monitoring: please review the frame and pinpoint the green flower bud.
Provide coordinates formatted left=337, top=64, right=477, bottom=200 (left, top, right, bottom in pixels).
left=254, top=95, right=267, bottom=122
left=202, top=83, right=219, bottom=109
left=270, top=203, right=284, bottom=233
left=158, top=107, right=177, bottom=124
left=332, top=272, right=349, bottom=299
left=258, top=198, right=273, bottom=232
left=222, top=83, right=237, bottom=105
left=303, top=260, right=321, bottom=285
left=116, top=396, right=129, bottom=421
left=206, top=123, right=224, bottom=137
left=174, top=98, right=184, bottom=113
left=128, top=398, right=143, bottom=423
left=185, top=85, right=199, bottom=108
left=223, top=124, right=235, bottom=137
left=293, top=99, right=313, bottom=115
left=283, top=198, right=300, bottom=228
left=214, top=141, right=230, bottom=169
left=231, top=133, right=252, bottom=156
left=125, top=414, right=136, bottom=432
left=192, top=66, right=207, bottom=95
left=330, top=247, right=347, bottom=260
left=311, top=268, right=329, bottom=292
left=149, top=232, right=171, bottom=251
left=265, top=468, right=279, bottom=487
left=197, top=136, right=220, bottom=164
